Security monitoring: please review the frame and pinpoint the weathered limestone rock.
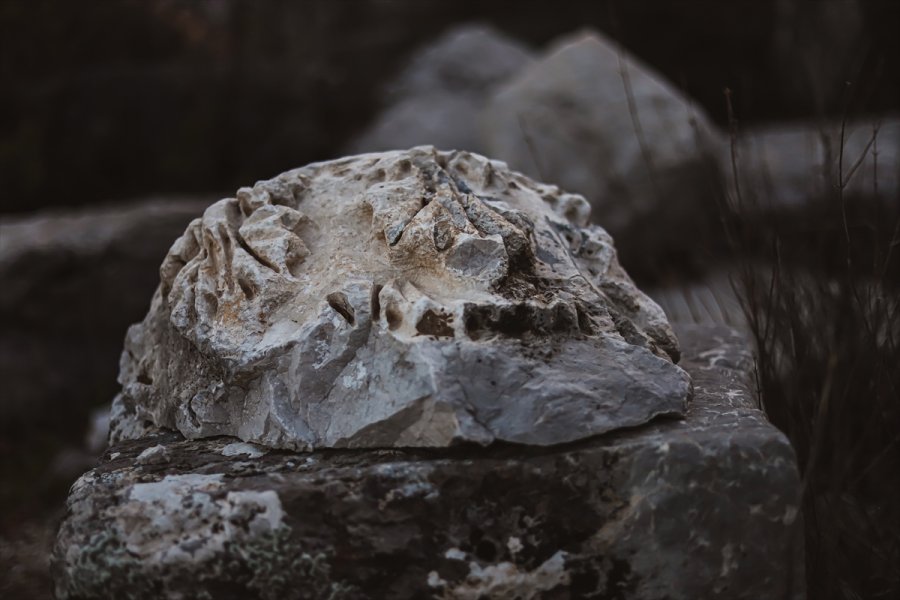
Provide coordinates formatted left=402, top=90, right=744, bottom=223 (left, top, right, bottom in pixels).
left=53, top=324, right=803, bottom=599
left=113, top=147, right=689, bottom=451
left=482, top=31, right=724, bottom=277
left=346, top=25, right=533, bottom=155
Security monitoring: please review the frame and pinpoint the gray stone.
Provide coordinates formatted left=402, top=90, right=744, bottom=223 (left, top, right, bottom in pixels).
left=113, top=147, right=688, bottom=451
left=727, top=117, right=899, bottom=211
left=346, top=93, right=488, bottom=156
left=347, top=24, right=533, bottom=155
left=0, top=198, right=208, bottom=427
left=481, top=31, right=723, bottom=273
left=52, top=324, right=803, bottom=599
left=387, top=24, right=535, bottom=100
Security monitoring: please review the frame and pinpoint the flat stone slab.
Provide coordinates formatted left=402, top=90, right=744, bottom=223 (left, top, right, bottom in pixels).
left=52, top=324, right=802, bottom=599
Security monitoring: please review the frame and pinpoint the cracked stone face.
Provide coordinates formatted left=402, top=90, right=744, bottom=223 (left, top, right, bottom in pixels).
left=113, top=146, right=689, bottom=450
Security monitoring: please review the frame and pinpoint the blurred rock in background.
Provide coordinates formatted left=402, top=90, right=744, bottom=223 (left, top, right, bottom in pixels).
left=483, top=30, right=725, bottom=281
left=728, top=117, right=899, bottom=212
left=0, top=198, right=208, bottom=431
left=347, top=24, right=533, bottom=155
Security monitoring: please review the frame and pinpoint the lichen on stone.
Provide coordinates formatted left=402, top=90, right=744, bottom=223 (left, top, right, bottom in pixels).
left=225, top=526, right=358, bottom=600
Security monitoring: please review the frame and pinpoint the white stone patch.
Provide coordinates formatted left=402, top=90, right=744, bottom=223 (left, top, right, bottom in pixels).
left=444, top=547, right=467, bottom=561
left=443, top=551, right=570, bottom=599
left=698, top=346, right=731, bottom=369
left=719, top=543, right=739, bottom=578
left=339, top=362, right=368, bottom=391
left=221, top=490, right=284, bottom=534
left=120, top=474, right=284, bottom=565
left=221, top=442, right=267, bottom=459
left=128, top=473, right=224, bottom=502
left=427, top=570, right=447, bottom=588
left=379, top=481, right=438, bottom=510
left=506, top=536, right=523, bottom=556
left=135, top=444, right=168, bottom=464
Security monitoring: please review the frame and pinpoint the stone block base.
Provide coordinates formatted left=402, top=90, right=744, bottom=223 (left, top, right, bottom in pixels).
left=52, top=325, right=802, bottom=599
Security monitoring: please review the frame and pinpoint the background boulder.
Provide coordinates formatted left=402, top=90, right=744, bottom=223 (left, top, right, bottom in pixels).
left=347, top=24, right=533, bottom=155
left=482, top=31, right=726, bottom=280
left=0, top=198, right=207, bottom=437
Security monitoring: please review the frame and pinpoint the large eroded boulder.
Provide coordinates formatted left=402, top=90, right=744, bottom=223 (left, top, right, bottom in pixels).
left=112, top=146, right=689, bottom=451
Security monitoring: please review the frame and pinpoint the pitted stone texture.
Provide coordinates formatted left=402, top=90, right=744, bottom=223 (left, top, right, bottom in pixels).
left=114, top=146, right=689, bottom=451
left=482, top=31, right=723, bottom=275
left=53, top=325, right=803, bottom=600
